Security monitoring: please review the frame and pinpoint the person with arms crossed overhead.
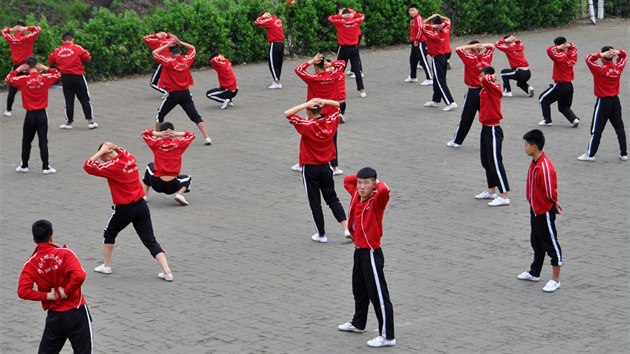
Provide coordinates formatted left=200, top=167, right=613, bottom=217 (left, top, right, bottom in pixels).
left=496, top=35, right=534, bottom=97
left=255, top=11, right=285, bottom=89
left=84, top=141, right=174, bottom=281
left=18, top=219, right=93, bottom=354
left=329, top=8, right=366, bottom=97
left=422, top=14, right=457, bottom=111
left=143, top=29, right=176, bottom=97
left=405, top=4, right=432, bottom=85
left=2, top=21, right=41, bottom=117
left=206, top=51, right=238, bottom=109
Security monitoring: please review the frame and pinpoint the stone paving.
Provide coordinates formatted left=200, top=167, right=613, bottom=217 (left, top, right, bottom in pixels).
left=1, top=18, right=628, bottom=354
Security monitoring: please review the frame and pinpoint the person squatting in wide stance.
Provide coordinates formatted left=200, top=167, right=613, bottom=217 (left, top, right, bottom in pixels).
left=84, top=142, right=174, bottom=281
left=5, top=56, right=60, bottom=174
left=142, top=122, right=195, bottom=206
left=255, top=11, right=285, bottom=89
left=496, top=35, right=534, bottom=97
left=329, top=8, right=366, bottom=97
left=422, top=14, right=457, bottom=111
left=404, top=3, right=432, bottom=85
left=518, top=129, right=563, bottom=292
left=206, top=51, right=238, bottom=109
left=338, top=168, right=396, bottom=348
left=18, top=219, right=93, bottom=354
left=284, top=98, right=350, bottom=243
left=143, top=29, right=176, bottom=97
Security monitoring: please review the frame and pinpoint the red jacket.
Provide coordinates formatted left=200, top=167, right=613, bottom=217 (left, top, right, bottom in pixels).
left=479, top=74, right=503, bottom=126
left=409, top=14, right=426, bottom=43
left=295, top=60, right=346, bottom=100
left=18, top=243, right=87, bottom=312
left=254, top=15, right=285, bottom=42
left=344, top=175, right=390, bottom=249
left=547, top=44, right=577, bottom=83
left=287, top=109, right=340, bottom=165
left=210, top=55, right=237, bottom=91
left=328, top=13, right=364, bottom=46
left=422, top=22, right=451, bottom=56
left=143, top=33, right=175, bottom=53
left=154, top=47, right=196, bottom=92
left=83, top=148, right=145, bottom=205
left=2, top=26, right=41, bottom=65
left=585, top=50, right=626, bottom=97
left=142, top=130, right=195, bottom=177
left=496, top=39, right=529, bottom=68
left=5, top=69, right=60, bottom=111
left=48, top=42, right=91, bottom=75
left=456, top=47, right=494, bottom=87
left=526, top=152, right=558, bottom=215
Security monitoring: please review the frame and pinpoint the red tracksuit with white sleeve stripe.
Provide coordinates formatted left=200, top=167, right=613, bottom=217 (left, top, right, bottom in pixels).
left=585, top=50, right=626, bottom=98
left=526, top=152, right=558, bottom=216
left=409, top=15, right=426, bottom=43
left=142, top=130, right=195, bottom=177
left=422, top=22, right=451, bottom=56
left=344, top=175, right=390, bottom=250
left=254, top=15, right=284, bottom=42
left=211, top=55, right=237, bottom=91
left=287, top=109, right=340, bottom=165
left=83, top=148, right=145, bottom=205
left=548, top=44, right=577, bottom=83
left=153, top=48, right=195, bottom=92
left=479, top=74, right=503, bottom=126
left=143, top=33, right=175, bottom=54
left=295, top=60, right=346, bottom=100
left=496, top=39, right=529, bottom=68
left=48, top=42, right=91, bottom=75
left=423, top=21, right=454, bottom=104
left=539, top=45, right=579, bottom=124
left=328, top=13, right=364, bottom=46
left=5, top=69, right=60, bottom=110
left=2, top=26, right=41, bottom=65
left=479, top=74, right=509, bottom=193
left=457, top=47, right=494, bottom=87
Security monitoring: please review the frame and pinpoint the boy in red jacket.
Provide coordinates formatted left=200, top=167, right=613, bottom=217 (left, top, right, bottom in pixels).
left=329, top=9, right=366, bottom=97
left=422, top=14, right=457, bottom=111
left=18, top=219, right=93, bottom=353
left=496, top=35, right=534, bottom=97
left=206, top=52, right=238, bottom=109
left=518, top=129, right=563, bottom=292
left=143, top=29, right=176, bottom=96
left=338, top=168, right=395, bottom=348
left=255, top=12, right=285, bottom=89
left=405, top=4, right=432, bottom=85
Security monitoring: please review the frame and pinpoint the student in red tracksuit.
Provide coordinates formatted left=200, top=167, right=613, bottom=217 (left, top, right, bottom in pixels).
left=338, top=168, right=396, bottom=348
left=284, top=98, right=350, bottom=243
left=422, top=14, right=457, bottom=111
left=142, top=122, right=195, bottom=206
left=84, top=142, right=174, bottom=281
left=329, top=9, right=366, bottom=97
left=538, top=37, right=580, bottom=127
left=518, top=129, right=563, bottom=293
left=143, top=29, right=176, bottom=96
left=474, top=66, right=510, bottom=207
left=18, top=219, right=93, bottom=353
left=6, top=57, right=60, bottom=174
left=206, top=52, right=238, bottom=109
left=578, top=46, right=627, bottom=162
left=49, top=32, right=97, bottom=130
left=405, top=4, right=432, bottom=85
left=153, top=37, right=212, bottom=145
left=447, top=41, right=494, bottom=148
left=2, top=21, right=40, bottom=117
left=255, top=12, right=285, bottom=89
left=496, top=35, right=534, bottom=97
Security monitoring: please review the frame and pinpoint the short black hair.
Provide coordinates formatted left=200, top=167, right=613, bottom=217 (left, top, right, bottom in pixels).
left=523, top=129, right=545, bottom=151
left=169, top=45, right=182, bottom=55
left=408, top=4, right=418, bottom=10
left=601, top=45, right=614, bottom=53
left=480, top=66, right=495, bottom=75
left=553, top=36, right=567, bottom=45
left=307, top=106, right=322, bottom=116
left=468, top=40, right=480, bottom=45
left=432, top=16, right=443, bottom=25
left=342, top=9, right=351, bottom=15
left=503, top=34, right=511, bottom=40
left=357, top=167, right=377, bottom=180
left=32, top=219, right=53, bottom=244
left=208, top=48, right=219, bottom=59
left=16, top=21, right=26, bottom=26
left=159, top=122, right=174, bottom=131
left=336, top=4, right=346, bottom=12
left=62, top=32, right=74, bottom=41
left=155, top=28, right=164, bottom=33
left=25, top=56, right=37, bottom=68
left=315, top=59, right=326, bottom=70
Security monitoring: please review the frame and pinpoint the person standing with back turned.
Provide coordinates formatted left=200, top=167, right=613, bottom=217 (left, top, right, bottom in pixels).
left=329, top=9, right=366, bottom=98
left=255, top=11, right=285, bottom=89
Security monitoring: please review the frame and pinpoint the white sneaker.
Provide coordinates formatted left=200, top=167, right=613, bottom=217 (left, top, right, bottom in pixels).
left=338, top=114, right=345, bottom=124
left=349, top=72, right=356, bottom=78
left=577, top=153, right=595, bottom=161
left=474, top=191, right=496, bottom=199
left=417, top=63, right=423, bottom=69
left=291, top=163, right=303, bottom=172
left=446, top=140, right=461, bottom=148
left=158, top=272, right=174, bottom=282
left=359, top=90, right=367, bottom=98
left=404, top=76, right=418, bottom=83
left=367, top=336, right=396, bottom=348
left=517, top=271, right=540, bottom=282
left=174, top=193, right=189, bottom=206
left=488, top=196, right=510, bottom=207
left=542, top=280, right=561, bottom=292
left=345, top=70, right=352, bottom=75
left=269, top=82, right=282, bottom=89
left=503, top=91, right=513, bottom=97
left=332, top=168, right=343, bottom=176
left=420, top=79, right=433, bottom=86
left=43, top=167, right=56, bottom=175
left=220, top=100, right=230, bottom=109
left=443, top=102, right=458, bottom=111
left=88, top=122, right=98, bottom=129
left=59, top=123, right=73, bottom=129
left=311, top=233, right=328, bottom=243
left=15, top=165, right=29, bottom=173
left=338, top=322, right=364, bottom=333
left=528, top=86, right=535, bottom=97
left=228, top=101, right=234, bottom=107
left=204, top=137, right=212, bottom=145
left=571, top=118, right=580, bottom=127
left=3, top=110, right=12, bottom=117
left=424, top=101, right=438, bottom=107
left=344, top=229, right=352, bottom=240
left=621, top=155, right=628, bottom=161
left=94, top=264, right=112, bottom=274
left=538, top=120, right=552, bottom=126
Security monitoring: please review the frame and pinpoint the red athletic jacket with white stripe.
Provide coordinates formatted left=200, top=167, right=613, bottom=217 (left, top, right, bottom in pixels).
left=526, top=152, right=558, bottom=215
left=479, top=74, right=503, bottom=126
left=83, top=148, right=145, bottom=205
left=344, top=175, right=390, bottom=250
left=154, top=47, right=196, bottom=92
left=254, top=15, right=285, bottom=42
left=2, top=26, right=40, bottom=65
left=328, top=13, right=364, bottom=46
left=457, top=47, right=494, bottom=87
left=142, top=130, right=195, bottom=177
left=287, top=109, right=340, bottom=165
left=295, top=60, right=346, bottom=100
left=143, top=33, right=175, bottom=53
left=585, top=49, right=627, bottom=98
left=547, top=44, right=577, bottom=83
left=48, top=42, right=91, bottom=75
left=5, top=69, right=60, bottom=111
left=496, top=39, right=529, bottom=68
left=18, top=242, right=87, bottom=312
left=409, top=14, right=426, bottom=43
left=210, top=55, right=237, bottom=91
left=422, top=21, right=451, bottom=56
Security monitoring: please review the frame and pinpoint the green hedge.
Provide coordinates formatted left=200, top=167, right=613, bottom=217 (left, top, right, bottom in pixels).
left=2, top=0, right=583, bottom=85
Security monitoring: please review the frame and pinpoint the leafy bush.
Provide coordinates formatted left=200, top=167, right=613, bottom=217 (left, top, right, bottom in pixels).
left=606, top=0, right=630, bottom=17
